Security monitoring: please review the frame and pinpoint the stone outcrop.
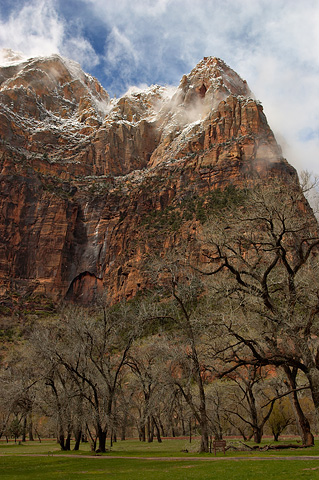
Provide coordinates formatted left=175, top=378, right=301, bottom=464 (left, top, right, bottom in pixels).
left=0, top=53, right=299, bottom=308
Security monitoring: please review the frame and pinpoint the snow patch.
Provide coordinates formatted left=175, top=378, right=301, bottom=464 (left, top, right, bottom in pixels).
left=0, top=48, right=28, bottom=66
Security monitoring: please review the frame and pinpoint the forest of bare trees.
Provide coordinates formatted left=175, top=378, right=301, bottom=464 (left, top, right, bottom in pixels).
left=1, top=176, right=319, bottom=452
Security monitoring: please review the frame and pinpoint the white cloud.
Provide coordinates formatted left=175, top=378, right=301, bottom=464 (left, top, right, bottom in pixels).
left=1, top=0, right=318, bottom=175
left=82, top=0, right=319, bottom=175
left=0, top=0, right=99, bottom=69
left=0, top=1, right=63, bottom=57
left=106, top=26, right=139, bottom=66
left=63, top=36, right=99, bottom=69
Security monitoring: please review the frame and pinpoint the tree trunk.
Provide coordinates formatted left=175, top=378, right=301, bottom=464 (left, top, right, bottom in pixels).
left=237, top=426, right=249, bottom=441
left=22, top=416, right=27, bottom=442
left=140, top=424, right=146, bottom=442
left=247, top=383, right=263, bottom=444
left=198, top=377, right=209, bottom=452
left=191, top=324, right=209, bottom=452
left=28, top=414, right=34, bottom=441
left=147, top=416, right=154, bottom=443
left=34, top=427, right=41, bottom=443
left=121, top=412, right=127, bottom=441
left=58, top=431, right=66, bottom=450
left=181, top=414, right=186, bottom=435
left=159, top=419, right=165, bottom=437
left=199, top=417, right=209, bottom=452
left=284, top=366, right=314, bottom=446
left=97, top=429, right=107, bottom=453
left=86, top=424, right=96, bottom=451
left=65, top=433, right=71, bottom=451
left=74, top=429, right=82, bottom=451
left=307, top=367, right=319, bottom=413
left=253, top=427, right=263, bottom=444
left=273, top=432, right=279, bottom=441
left=152, top=416, right=162, bottom=443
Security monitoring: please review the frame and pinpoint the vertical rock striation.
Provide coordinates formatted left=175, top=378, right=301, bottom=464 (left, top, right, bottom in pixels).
left=0, top=53, right=299, bottom=306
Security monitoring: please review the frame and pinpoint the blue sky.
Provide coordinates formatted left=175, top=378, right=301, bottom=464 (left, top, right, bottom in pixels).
left=0, top=0, right=318, bottom=175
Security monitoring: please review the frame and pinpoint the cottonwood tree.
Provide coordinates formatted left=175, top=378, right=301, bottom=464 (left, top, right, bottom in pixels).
left=223, top=365, right=276, bottom=443
left=127, top=337, right=167, bottom=443
left=27, top=319, right=88, bottom=450
left=282, top=366, right=314, bottom=445
left=29, top=302, right=140, bottom=452
left=111, top=382, right=134, bottom=441
left=198, top=176, right=319, bottom=444
left=43, top=365, right=74, bottom=450
left=0, top=343, right=38, bottom=443
left=267, top=396, right=295, bottom=441
left=147, top=256, right=212, bottom=452
left=205, top=380, right=229, bottom=441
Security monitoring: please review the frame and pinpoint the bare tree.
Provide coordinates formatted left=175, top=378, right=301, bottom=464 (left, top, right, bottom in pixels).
left=198, top=177, right=319, bottom=439
left=267, top=397, right=295, bottom=441
left=146, top=257, right=212, bottom=452
left=224, top=366, right=276, bottom=443
left=28, top=302, right=140, bottom=452
left=0, top=344, right=38, bottom=443
left=127, top=337, right=167, bottom=443
left=282, top=366, right=314, bottom=445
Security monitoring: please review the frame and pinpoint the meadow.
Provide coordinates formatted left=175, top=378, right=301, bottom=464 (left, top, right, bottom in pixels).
left=1, top=438, right=319, bottom=479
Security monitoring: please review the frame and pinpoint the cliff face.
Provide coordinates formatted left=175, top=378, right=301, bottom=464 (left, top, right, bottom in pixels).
left=0, top=52, right=298, bottom=306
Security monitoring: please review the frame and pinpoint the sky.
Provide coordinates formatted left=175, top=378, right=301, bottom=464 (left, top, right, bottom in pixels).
left=0, top=0, right=318, bottom=176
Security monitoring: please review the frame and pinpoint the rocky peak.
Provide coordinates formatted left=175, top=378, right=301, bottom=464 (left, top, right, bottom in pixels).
left=0, top=52, right=110, bottom=119
left=0, top=53, right=299, bottom=308
left=186, top=57, right=252, bottom=97
left=107, top=85, right=170, bottom=124
left=172, top=57, right=252, bottom=113
left=148, top=58, right=254, bottom=168
left=0, top=53, right=111, bottom=175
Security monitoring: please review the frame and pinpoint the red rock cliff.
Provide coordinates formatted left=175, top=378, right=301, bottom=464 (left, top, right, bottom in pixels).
left=0, top=53, right=298, bottom=306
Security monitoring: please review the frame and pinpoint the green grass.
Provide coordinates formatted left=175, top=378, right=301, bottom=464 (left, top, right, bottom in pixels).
left=1, top=456, right=319, bottom=480
left=2, top=438, right=319, bottom=479
left=1, top=437, right=319, bottom=457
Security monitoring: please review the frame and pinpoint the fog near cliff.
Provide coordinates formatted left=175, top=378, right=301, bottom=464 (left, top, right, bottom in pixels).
left=0, top=0, right=318, bottom=175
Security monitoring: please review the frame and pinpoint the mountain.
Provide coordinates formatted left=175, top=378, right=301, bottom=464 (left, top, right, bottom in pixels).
left=0, top=52, right=299, bottom=310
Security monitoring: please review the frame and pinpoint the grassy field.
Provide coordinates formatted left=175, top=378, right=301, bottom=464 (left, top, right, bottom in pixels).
left=1, top=438, right=319, bottom=479
left=1, top=437, right=319, bottom=457
left=2, top=456, right=319, bottom=480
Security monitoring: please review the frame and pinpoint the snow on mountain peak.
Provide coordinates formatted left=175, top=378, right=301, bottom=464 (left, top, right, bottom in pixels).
left=185, top=56, right=252, bottom=99
left=0, top=53, right=261, bottom=174
left=0, top=52, right=110, bottom=124
left=0, top=48, right=27, bottom=66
